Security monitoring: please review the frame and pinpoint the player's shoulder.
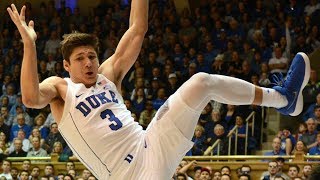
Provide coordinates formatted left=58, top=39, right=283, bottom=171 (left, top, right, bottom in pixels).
left=41, top=76, right=68, bottom=92
left=42, top=76, right=67, bottom=85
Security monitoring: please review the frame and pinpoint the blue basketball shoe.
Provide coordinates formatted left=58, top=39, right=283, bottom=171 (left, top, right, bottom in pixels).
left=272, top=52, right=310, bottom=116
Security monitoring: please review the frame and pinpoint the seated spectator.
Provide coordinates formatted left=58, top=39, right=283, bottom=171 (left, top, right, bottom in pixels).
left=287, top=165, right=300, bottom=179
left=29, top=127, right=46, bottom=148
left=51, top=141, right=72, bottom=162
left=292, top=140, right=308, bottom=155
left=138, top=100, right=156, bottom=129
left=8, top=130, right=31, bottom=155
left=43, top=123, right=66, bottom=153
left=11, top=105, right=32, bottom=126
left=295, top=123, right=307, bottom=141
left=268, top=47, right=288, bottom=76
left=152, top=88, right=167, bottom=110
left=207, top=124, right=228, bottom=155
left=264, top=137, right=286, bottom=156
left=44, top=112, right=55, bottom=128
left=27, top=136, right=48, bottom=157
left=1, top=106, right=14, bottom=126
left=230, top=115, right=247, bottom=154
left=303, top=94, right=320, bottom=121
left=8, top=138, right=27, bottom=157
left=300, top=118, right=317, bottom=150
left=10, top=113, right=32, bottom=141
left=277, top=128, right=296, bottom=155
left=191, top=125, right=207, bottom=155
left=309, top=132, right=320, bottom=155
left=33, top=113, right=50, bottom=139
left=222, top=104, right=237, bottom=127
left=0, top=117, right=10, bottom=143
left=212, top=171, right=221, bottom=180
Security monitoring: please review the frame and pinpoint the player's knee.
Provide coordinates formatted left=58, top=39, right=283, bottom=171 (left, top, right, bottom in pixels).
left=190, top=72, right=212, bottom=89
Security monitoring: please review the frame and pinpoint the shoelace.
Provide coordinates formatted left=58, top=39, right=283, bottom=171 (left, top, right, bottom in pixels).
left=270, top=70, right=293, bottom=87
left=270, top=73, right=285, bottom=87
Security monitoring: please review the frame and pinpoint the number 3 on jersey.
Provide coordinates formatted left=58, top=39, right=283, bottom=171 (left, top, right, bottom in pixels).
left=100, top=109, right=123, bottom=130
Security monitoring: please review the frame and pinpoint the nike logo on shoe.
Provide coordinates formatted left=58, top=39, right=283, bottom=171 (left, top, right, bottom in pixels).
left=286, top=91, right=298, bottom=111
left=76, top=93, right=84, bottom=98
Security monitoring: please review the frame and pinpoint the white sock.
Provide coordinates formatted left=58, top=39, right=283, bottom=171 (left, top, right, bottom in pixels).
left=260, top=87, right=288, bottom=108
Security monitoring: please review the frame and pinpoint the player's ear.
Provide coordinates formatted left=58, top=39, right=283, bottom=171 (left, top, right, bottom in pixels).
left=63, top=59, right=70, bottom=72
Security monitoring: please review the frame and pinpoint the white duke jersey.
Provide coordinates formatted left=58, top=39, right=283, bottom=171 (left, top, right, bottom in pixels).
left=58, top=74, right=143, bottom=179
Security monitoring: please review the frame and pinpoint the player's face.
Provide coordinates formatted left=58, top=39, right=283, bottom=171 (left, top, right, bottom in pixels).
left=64, top=46, right=99, bottom=87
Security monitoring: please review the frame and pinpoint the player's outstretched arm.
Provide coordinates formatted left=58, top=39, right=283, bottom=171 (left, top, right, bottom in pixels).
left=98, top=0, right=148, bottom=88
left=7, top=4, right=60, bottom=108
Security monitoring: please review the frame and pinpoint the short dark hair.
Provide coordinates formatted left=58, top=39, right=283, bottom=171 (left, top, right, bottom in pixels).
left=289, top=165, right=300, bottom=173
left=61, top=33, right=99, bottom=62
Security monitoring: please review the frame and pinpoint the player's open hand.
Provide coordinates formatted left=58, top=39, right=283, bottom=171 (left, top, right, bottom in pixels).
left=7, top=4, right=37, bottom=43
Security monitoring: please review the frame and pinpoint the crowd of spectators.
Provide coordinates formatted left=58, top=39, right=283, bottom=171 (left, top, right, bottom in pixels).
left=0, top=0, right=320, bottom=179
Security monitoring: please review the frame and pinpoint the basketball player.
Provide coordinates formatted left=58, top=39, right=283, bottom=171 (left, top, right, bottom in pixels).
left=7, top=1, right=310, bottom=179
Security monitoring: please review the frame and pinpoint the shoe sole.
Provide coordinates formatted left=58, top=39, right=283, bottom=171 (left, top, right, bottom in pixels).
left=290, top=52, right=311, bottom=116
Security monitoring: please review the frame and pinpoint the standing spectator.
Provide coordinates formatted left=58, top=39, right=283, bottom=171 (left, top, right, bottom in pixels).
left=21, top=160, right=31, bottom=173
left=66, top=161, right=75, bottom=172
left=301, top=164, right=312, bottom=180
left=260, top=161, right=279, bottom=180
left=287, top=165, right=300, bottom=179
left=19, top=170, right=29, bottom=180
left=43, top=164, right=55, bottom=179
left=0, top=159, right=12, bottom=179
left=30, top=166, right=40, bottom=180
left=199, top=168, right=211, bottom=180
left=81, top=169, right=92, bottom=180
